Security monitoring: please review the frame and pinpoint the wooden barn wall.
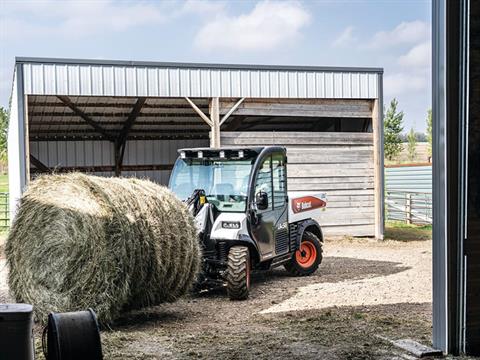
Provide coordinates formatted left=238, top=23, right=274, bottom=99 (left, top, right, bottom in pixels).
left=29, top=138, right=209, bottom=184
left=221, top=131, right=374, bottom=236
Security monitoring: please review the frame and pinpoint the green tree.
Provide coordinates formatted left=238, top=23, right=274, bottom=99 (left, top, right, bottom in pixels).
left=384, top=99, right=404, bottom=161
left=0, top=107, right=8, bottom=166
left=426, top=109, right=432, bottom=159
left=407, top=127, right=417, bottom=162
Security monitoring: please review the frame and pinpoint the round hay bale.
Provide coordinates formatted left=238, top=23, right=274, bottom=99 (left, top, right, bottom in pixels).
left=6, top=173, right=201, bottom=324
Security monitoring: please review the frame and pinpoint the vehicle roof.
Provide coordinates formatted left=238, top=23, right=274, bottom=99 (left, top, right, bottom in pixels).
left=177, top=146, right=286, bottom=154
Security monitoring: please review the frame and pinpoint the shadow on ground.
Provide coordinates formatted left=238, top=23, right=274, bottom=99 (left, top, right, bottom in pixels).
left=101, top=302, right=434, bottom=360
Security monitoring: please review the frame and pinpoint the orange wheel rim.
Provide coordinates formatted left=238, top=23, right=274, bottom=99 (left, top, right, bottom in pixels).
left=295, top=241, right=317, bottom=268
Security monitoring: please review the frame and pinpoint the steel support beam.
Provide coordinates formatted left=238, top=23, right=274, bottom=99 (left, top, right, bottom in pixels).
left=56, top=95, right=113, bottom=141
left=114, top=97, right=146, bottom=176
left=29, top=154, right=50, bottom=173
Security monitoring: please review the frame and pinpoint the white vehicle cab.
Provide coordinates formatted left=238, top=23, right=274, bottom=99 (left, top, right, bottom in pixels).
left=169, top=146, right=326, bottom=300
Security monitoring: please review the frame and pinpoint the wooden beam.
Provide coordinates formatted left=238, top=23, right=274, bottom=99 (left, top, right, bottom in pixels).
left=223, top=116, right=247, bottom=131
left=115, top=97, right=147, bottom=176
left=372, top=99, right=384, bottom=240
left=185, top=97, right=213, bottom=127
left=56, top=96, right=114, bottom=141
left=29, top=155, right=50, bottom=172
left=219, top=98, right=372, bottom=118
left=219, top=97, right=245, bottom=126
left=209, top=97, right=220, bottom=148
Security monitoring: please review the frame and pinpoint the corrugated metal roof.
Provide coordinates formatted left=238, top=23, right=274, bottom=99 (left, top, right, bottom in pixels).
left=17, top=57, right=382, bottom=99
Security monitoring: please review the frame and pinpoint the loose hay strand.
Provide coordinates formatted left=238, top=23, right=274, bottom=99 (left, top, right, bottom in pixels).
left=5, top=173, right=201, bottom=324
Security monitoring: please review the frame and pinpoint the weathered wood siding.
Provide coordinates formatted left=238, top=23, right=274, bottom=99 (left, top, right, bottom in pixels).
left=221, top=132, right=374, bottom=236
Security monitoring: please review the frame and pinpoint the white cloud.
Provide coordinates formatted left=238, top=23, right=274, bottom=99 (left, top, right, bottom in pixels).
left=398, top=41, right=431, bottom=68
left=1, top=0, right=168, bottom=41
left=332, top=26, right=356, bottom=47
left=384, top=72, right=428, bottom=96
left=194, top=0, right=311, bottom=51
left=181, top=0, right=226, bottom=14
left=369, top=20, right=430, bottom=48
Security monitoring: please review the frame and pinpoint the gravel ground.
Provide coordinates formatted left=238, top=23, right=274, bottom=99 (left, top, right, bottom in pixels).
left=262, top=237, right=432, bottom=314
left=1, top=236, right=459, bottom=359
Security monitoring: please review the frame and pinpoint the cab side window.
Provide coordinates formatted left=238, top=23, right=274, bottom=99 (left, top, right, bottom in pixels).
left=255, top=156, right=273, bottom=211
left=272, top=154, right=287, bottom=209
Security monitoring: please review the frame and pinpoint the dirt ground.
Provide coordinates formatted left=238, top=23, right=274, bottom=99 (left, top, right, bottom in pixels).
left=2, top=233, right=472, bottom=359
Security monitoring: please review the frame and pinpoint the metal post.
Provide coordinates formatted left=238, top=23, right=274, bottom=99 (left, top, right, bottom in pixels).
left=406, top=193, right=412, bottom=224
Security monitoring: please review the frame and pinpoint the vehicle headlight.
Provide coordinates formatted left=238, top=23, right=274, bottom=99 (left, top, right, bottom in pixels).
left=222, top=221, right=240, bottom=229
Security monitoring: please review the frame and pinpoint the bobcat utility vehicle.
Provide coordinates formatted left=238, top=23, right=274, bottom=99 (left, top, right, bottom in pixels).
left=168, top=146, right=326, bottom=300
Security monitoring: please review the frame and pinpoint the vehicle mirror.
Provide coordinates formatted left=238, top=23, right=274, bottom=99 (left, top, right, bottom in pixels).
left=255, top=191, right=269, bottom=210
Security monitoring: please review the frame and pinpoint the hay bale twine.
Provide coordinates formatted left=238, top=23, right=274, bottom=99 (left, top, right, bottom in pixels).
left=6, top=173, right=201, bottom=324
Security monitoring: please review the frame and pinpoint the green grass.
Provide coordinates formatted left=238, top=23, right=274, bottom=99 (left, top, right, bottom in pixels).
left=385, top=220, right=432, bottom=241
left=0, top=174, right=8, bottom=193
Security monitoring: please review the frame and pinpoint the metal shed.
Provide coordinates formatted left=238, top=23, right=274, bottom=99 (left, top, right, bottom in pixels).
left=8, top=57, right=384, bottom=238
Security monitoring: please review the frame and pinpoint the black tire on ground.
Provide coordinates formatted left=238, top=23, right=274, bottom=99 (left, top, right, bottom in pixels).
left=284, top=231, right=323, bottom=276
left=226, top=246, right=250, bottom=300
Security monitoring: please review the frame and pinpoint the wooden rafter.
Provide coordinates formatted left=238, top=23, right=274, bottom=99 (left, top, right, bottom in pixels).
left=185, top=97, right=213, bottom=127
left=56, top=95, right=114, bottom=141
left=219, top=97, right=245, bottom=126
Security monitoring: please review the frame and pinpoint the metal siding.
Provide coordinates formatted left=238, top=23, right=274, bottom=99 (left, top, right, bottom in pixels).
left=29, top=138, right=208, bottom=185
left=279, top=72, right=288, bottom=98
left=44, top=64, right=56, bottom=94
left=79, top=66, right=92, bottom=95
left=8, top=67, right=24, bottom=218
left=103, top=66, right=114, bottom=96
left=325, top=72, right=334, bottom=98
left=306, top=72, right=316, bottom=97
left=385, top=166, right=432, bottom=193
left=20, top=62, right=380, bottom=99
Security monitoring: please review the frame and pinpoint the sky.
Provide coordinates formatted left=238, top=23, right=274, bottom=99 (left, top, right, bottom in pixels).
left=0, top=0, right=431, bottom=132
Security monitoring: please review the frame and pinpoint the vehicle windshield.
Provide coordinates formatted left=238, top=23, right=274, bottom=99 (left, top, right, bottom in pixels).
left=169, top=157, right=255, bottom=212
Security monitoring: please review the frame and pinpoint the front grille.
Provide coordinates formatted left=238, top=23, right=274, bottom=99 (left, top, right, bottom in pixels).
left=275, top=229, right=289, bottom=255
left=289, top=223, right=299, bottom=252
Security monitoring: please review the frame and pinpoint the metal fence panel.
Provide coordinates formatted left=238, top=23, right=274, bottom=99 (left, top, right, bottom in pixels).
left=385, top=165, right=432, bottom=224
left=0, top=193, right=9, bottom=230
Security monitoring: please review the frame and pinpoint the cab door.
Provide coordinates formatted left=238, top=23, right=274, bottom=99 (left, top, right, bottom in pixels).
left=250, top=155, right=276, bottom=259
left=271, top=153, right=289, bottom=255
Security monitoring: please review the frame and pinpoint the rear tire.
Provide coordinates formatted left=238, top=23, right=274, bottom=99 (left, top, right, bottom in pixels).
left=226, top=246, right=250, bottom=300
left=284, top=231, right=323, bottom=276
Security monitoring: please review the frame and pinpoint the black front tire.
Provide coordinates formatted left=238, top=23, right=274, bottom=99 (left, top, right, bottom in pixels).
left=226, top=246, right=250, bottom=300
left=284, top=231, right=323, bottom=276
